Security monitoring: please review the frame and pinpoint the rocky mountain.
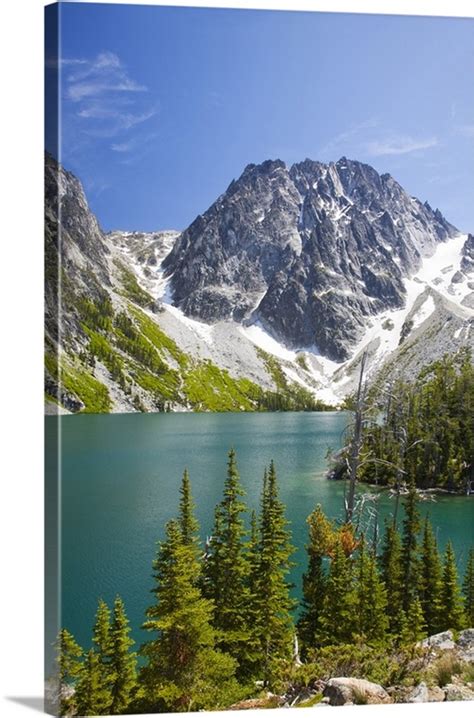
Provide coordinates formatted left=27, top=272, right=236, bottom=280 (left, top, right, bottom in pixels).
left=163, top=157, right=457, bottom=361
left=44, top=152, right=474, bottom=414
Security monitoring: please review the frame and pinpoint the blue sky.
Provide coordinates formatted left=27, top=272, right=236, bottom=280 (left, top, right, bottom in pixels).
left=46, top=2, right=474, bottom=232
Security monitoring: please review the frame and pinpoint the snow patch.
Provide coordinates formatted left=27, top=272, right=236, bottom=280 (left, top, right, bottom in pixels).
left=239, top=323, right=296, bottom=361
left=163, top=304, right=215, bottom=344
left=411, top=295, right=436, bottom=330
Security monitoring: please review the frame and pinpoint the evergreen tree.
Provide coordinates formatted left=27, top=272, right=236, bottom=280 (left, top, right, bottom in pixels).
left=201, top=449, right=252, bottom=674
left=380, top=521, right=404, bottom=634
left=462, top=547, right=474, bottom=626
left=56, top=628, right=83, bottom=685
left=244, top=509, right=263, bottom=677
left=418, top=517, right=443, bottom=634
left=140, top=506, right=239, bottom=711
left=92, top=598, right=113, bottom=673
left=247, top=509, right=260, bottom=601
left=356, top=535, right=388, bottom=643
left=356, top=350, right=474, bottom=492
left=319, top=539, right=357, bottom=645
left=75, top=649, right=112, bottom=716
left=110, top=595, right=137, bottom=714
left=178, top=468, right=199, bottom=546
left=400, top=597, right=426, bottom=649
left=55, top=629, right=83, bottom=717
left=297, top=505, right=333, bottom=654
left=439, top=541, right=465, bottom=631
left=253, top=461, right=296, bottom=684
left=401, top=481, right=421, bottom=610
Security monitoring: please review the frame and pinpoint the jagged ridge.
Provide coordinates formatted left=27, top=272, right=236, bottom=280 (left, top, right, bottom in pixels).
left=163, top=157, right=457, bottom=361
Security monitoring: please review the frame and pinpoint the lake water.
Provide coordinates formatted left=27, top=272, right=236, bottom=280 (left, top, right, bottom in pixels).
left=46, top=411, right=473, bottom=656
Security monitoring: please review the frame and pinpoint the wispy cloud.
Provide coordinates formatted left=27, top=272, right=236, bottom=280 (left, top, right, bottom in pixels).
left=45, top=57, right=88, bottom=69
left=66, top=51, right=146, bottom=101
left=60, top=51, right=158, bottom=160
left=319, top=118, right=379, bottom=158
left=320, top=121, right=438, bottom=162
left=455, top=124, right=474, bottom=138
left=365, top=135, right=438, bottom=156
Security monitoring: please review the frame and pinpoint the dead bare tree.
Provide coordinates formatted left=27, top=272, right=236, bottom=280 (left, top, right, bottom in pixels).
left=345, top=351, right=368, bottom=524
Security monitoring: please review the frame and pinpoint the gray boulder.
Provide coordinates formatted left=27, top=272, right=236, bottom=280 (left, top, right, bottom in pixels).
left=444, top=683, right=474, bottom=701
left=457, top=628, right=474, bottom=663
left=421, top=630, right=456, bottom=651
left=405, top=683, right=446, bottom=703
left=323, top=677, right=392, bottom=706
left=405, top=682, right=429, bottom=703
left=457, top=628, right=474, bottom=649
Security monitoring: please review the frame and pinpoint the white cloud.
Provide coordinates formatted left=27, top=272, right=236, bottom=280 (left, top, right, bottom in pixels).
left=65, top=52, right=147, bottom=102
left=365, top=135, right=438, bottom=156
left=111, top=141, right=134, bottom=153
left=319, top=118, right=379, bottom=158
left=45, top=57, right=88, bottom=69
left=61, top=50, right=157, bottom=156
left=455, top=124, right=474, bottom=138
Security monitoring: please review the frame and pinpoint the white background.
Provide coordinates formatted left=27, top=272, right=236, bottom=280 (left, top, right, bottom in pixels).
left=0, top=1, right=472, bottom=716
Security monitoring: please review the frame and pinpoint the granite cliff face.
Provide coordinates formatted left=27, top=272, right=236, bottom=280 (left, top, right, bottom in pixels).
left=163, top=157, right=457, bottom=360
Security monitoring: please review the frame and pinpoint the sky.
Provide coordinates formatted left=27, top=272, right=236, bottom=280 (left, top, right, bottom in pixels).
left=46, top=2, right=474, bottom=232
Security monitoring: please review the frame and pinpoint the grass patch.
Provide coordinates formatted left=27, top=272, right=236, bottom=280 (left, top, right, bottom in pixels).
left=134, top=367, right=180, bottom=401
left=115, top=261, right=155, bottom=308
left=256, top=348, right=333, bottom=410
left=183, top=361, right=260, bottom=411
left=129, top=305, right=188, bottom=368
left=61, top=365, right=111, bottom=413
left=297, top=694, right=323, bottom=707
left=257, top=347, right=288, bottom=391
left=296, top=354, right=309, bottom=372
left=431, top=653, right=464, bottom=687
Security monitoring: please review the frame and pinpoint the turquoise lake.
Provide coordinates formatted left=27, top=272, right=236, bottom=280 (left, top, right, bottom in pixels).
left=46, top=411, right=474, bottom=655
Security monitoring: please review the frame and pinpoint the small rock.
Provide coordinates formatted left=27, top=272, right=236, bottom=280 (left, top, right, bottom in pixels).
left=444, top=683, right=474, bottom=701
left=405, top=682, right=429, bottom=703
left=427, top=686, right=446, bottom=702
left=323, top=677, right=392, bottom=706
left=451, top=271, right=465, bottom=284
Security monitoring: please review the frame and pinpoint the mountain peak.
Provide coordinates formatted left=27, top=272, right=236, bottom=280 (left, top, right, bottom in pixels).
left=163, top=155, right=458, bottom=361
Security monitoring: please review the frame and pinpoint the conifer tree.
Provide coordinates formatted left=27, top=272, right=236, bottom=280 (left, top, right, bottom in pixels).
left=401, top=481, right=421, bottom=610
left=462, top=547, right=474, bottom=626
left=319, top=538, right=357, bottom=644
left=178, top=468, right=199, bottom=545
left=75, top=649, right=112, bottom=716
left=55, top=629, right=83, bottom=716
left=244, top=509, right=263, bottom=677
left=298, top=505, right=333, bottom=653
left=439, top=541, right=465, bottom=631
left=247, top=509, right=260, bottom=600
left=110, top=595, right=137, bottom=714
left=418, top=517, right=443, bottom=634
left=253, top=461, right=296, bottom=684
left=92, top=599, right=113, bottom=674
left=56, top=628, right=83, bottom=685
left=400, top=597, right=426, bottom=649
left=380, top=521, right=404, bottom=634
left=356, top=535, right=388, bottom=643
left=140, top=490, right=239, bottom=712
left=201, top=449, right=252, bottom=673
left=80, top=598, right=114, bottom=713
